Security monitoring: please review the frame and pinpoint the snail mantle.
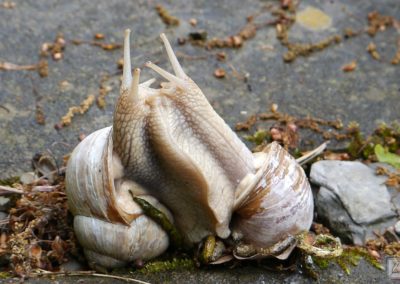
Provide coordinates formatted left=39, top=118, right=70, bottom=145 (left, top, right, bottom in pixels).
left=65, top=29, right=314, bottom=270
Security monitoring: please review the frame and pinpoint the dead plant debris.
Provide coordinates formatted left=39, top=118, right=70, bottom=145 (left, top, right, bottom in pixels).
left=1, top=1, right=15, bottom=9
left=366, top=42, right=380, bottom=60
left=71, top=39, right=122, bottom=51
left=3, top=175, right=76, bottom=277
left=216, top=52, right=227, bottom=61
left=94, top=33, right=105, bottom=40
left=188, top=16, right=258, bottom=49
left=0, top=60, right=48, bottom=78
left=96, top=75, right=113, bottom=108
left=342, top=60, right=357, bottom=72
left=376, top=166, right=400, bottom=190
left=367, top=11, right=395, bottom=37
left=60, top=94, right=95, bottom=127
left=155, top=4, right=180, bottom=26
left=236, top=105, right=399, bottom=164
left=0, top=62, right=37, bottom=71
left=40, top=33, right=66, bottom=61
left=35, top=104, right=45, bottom=125
left=213, top=68, right=226, bottom=78
left=391, top=38, right=400, bottom=65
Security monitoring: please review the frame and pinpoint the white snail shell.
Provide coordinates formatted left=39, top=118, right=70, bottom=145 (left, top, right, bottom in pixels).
left=66, top=126, right=171, bottom=268
left=65, top=29, right=314, bottom=269
left=232, top=142, right=314, bottom=253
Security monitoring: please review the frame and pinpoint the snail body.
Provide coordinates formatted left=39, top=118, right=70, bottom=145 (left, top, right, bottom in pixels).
left=65, top=29, right=314, bottom=269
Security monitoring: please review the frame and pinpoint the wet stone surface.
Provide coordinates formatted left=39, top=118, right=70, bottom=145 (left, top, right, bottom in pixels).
left=311, top=160, right=398, bottom=245
left=0, top=0, right=399, bottom=282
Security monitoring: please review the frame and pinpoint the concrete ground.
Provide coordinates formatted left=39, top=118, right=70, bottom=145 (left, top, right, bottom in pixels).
left=0, top=0, right=399, bottom=282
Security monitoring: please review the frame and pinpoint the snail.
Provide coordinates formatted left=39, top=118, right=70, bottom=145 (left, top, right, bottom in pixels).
left=65, top=29, right=314, bottom=269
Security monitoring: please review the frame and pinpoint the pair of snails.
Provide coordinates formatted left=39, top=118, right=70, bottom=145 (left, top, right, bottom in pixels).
left=65, top=29, right=314, bottom=269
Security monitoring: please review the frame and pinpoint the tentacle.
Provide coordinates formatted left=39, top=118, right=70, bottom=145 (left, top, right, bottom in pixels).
left=122, top=29, right=132, bottom=91
left=160, top=33, right=186, bottom=78
left=139, top=78, right=156, bottom=88
left=145, top=61, right=185, bottom=86
left=128, top=68, right=140, bottom=103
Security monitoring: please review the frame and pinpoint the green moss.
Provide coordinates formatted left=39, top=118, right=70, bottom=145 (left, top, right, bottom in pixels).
left=0, top=176, right=20, bottom=186
left=311, top=247, right=383, bottom=276
left=139, top=257, right=195, bottom=273
left=312, top=257, right=330, bottom=269
left=335, top=258, right=351, bottom=275
left=245, top=129, right=269, bottom=145
left=346, top=121, right=400, bottom=160
left=301, top=255, right=319, bottom=280
left=0, top=272, right=11, bottom=279
left=346, top=122, right=364, bottom=158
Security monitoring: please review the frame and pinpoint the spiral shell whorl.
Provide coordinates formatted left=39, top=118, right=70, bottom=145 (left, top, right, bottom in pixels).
left=65, top=127, right=170, bottom=268
left=74, top=215, right=169, bottom=268
left=232, top=142, right=314, bottom=248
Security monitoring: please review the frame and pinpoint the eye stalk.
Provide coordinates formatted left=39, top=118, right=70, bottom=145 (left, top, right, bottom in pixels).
left=121, top=29, right=132, bottom=91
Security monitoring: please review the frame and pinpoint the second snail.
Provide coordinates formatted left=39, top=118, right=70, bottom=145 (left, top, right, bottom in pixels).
left=65, top=29, right=317, bottom=270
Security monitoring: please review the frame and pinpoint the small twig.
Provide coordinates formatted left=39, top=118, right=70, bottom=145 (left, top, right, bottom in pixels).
left=0, top=185, right=23, bottom=195
left=29, top=166, right=66, bottom=186
left=31, top=269, right=151, bottom=284
left=0, top=104, right=10, bottom=113
left=296, top=142, right=329, bottom=165
left=31, top=185, right=63, bottom=193
left=0, top=217, right=9, bottom=226
left=0, top=61, right=37, bottom=71
left=70, top=39, right=122, bottom=50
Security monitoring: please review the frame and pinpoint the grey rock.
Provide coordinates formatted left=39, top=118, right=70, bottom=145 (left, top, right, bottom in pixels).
left=0, top=211, right=7, bottom=221
left=311, top=160, right=398, bottom=245
left=0, top=197, right=11, bottom=212
left=20, top=171, right=36, bottom=185
left=395, top=220, right=400, bottom=236
left=370, top=163, right=400, bottom=214
left=311, top=160, right=396, bottom=223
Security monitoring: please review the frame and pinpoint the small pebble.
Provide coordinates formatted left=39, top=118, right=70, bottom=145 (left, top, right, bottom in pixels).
left=53, top=52, right=63, bottom=60
left=177, top=37, right=186, bottom=45
left=216, top=52, right=227, bottom=61
left=271, top=103, right=278, bottom=113
left=20, top=172, right=36, bottom=185
left=369, top=249, right=381, bottom=260
left=189, top=18, right=197, bottom=26
left=342, top=60, right=357, bottom=72
left=94, top=33, right=105, bottom=40
left=214, top=68, right=226, bottom=78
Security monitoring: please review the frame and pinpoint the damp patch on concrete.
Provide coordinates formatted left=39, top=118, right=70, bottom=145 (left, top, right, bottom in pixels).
left=296, top=6, right=332, bottom=31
